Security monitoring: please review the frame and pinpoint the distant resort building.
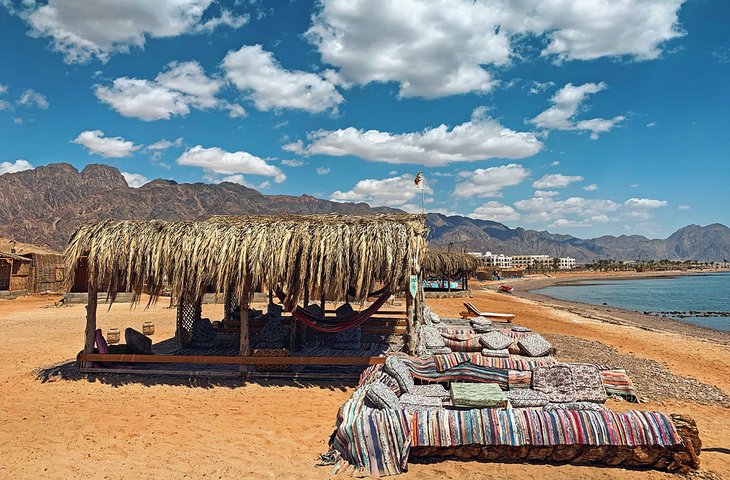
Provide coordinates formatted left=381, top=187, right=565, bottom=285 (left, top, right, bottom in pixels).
left=482, top=251, right=513, bottom=268
left=557, top=257, right=576, bottom=270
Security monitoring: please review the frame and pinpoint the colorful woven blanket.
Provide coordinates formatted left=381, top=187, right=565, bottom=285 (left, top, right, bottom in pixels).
left=599, top=368, right=638, bottom=402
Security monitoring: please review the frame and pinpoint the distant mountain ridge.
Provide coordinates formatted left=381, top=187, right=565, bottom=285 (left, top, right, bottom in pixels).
left=1, top=162, right=728, bottom=262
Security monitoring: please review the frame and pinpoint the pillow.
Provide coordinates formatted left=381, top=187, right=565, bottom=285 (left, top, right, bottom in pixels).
left=305, top=303, right=325, bottom=318
left=473, top=324, right=494, bottom=333
left=422, top=325, right=446, bottom=348
left=470, top=316, right=492, bottom=327
left=543, top=402, right=607, bottom=412
left=532, top=365, right=576, bottom=403
left=125, top=327, right=152, bottom=354
left=267, top=302, right=283, bottom=318
left=94, top=329, right=109, bottom=354
left=191, top=318, right=216, bottom=346
left=430, top=312, right=441, bottom=324
left=335, top=303, right=355, bottom=318
left=511, top=326, right=532, bottom=333
left=256, top=315, right=290, bottom=345
left=399, top=393, right=443, bottom=410
left=507, top=389, right=549, bottom=408
left=517, top=333, right=552, bottom=357
left=481, top=348, right=510, bottom=358
left=569, top=363, right=607, bottom=403
left=479, top=331, right=513, bottom=350
left=366, top=383, right=401, bottom=409
left=384, top=356, right=415, bottom=393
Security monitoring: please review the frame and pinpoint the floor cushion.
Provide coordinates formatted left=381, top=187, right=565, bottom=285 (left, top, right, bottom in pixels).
left=333, top=325, right=362, bottom=350
left=511, top=326, right=532, bottom=333
left=518, top=333, right=552, bottom=357
left=569, top=363, right=608, bottom=403
left=473, top=324, right=495, bottom=333
left=366, top=382, right=401, bottom=409
left=507, top=389, right=550, bottom=407
left=335, top=303, right=355, bottom=318
left=451, top=382, right=508, bottom=408
left=532, top=365, right=576, bottom=403
left=125, top=327, right=152, bottom=354
left=479, top=331, right=513, bottom=350
left=267, top=302, right=283, bottom=318
left=399, top=393, right=443, bottom=410
left=384, top=356, right=415, bottom=393
left=470, top=316, right=492, bottom=327
left=411, top=383, right=451, bottom=399
left=423, top=325, right=446, bottom=348
left=256, top=315, right=290, bottom=345
left=305, top=303, right=325, bottom=318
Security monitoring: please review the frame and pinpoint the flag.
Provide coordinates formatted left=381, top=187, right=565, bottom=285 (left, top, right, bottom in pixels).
left=414, top=171, right=423, bottom=188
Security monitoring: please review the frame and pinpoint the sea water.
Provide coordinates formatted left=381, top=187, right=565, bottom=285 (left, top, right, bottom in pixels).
left=534, top=271, right=730, bottom=332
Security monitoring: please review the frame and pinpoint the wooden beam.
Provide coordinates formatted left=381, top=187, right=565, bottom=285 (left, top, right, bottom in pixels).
left=405, top=286, right=414, bottom=354
left=83, top=279, right=98, bottom=354
left=239, top=307, right=250, bottom=356
left=78, top=353, right=385, bottom=365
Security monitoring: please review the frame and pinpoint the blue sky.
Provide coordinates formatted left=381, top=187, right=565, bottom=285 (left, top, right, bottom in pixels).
left=1, top=0, right=728, bottom=238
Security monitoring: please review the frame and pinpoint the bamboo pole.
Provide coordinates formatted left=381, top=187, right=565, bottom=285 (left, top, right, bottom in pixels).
left=405, top=286, right=414, bottom=354
left=82, top=277, right=98, bottom=368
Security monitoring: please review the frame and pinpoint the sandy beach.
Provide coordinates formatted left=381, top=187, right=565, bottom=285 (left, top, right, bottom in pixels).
left=1, top=273, right=729, bottom=479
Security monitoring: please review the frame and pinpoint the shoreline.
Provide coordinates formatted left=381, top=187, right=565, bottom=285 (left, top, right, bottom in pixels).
left=501, top=271, right=730, bottom=345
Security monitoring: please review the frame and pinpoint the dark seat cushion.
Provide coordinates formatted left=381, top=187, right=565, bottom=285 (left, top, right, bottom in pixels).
left=125, top=327, right=152, bottom=354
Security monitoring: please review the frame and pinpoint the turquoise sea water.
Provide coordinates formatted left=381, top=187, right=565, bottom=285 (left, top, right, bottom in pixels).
left=534, top=272, right=730, bottom=332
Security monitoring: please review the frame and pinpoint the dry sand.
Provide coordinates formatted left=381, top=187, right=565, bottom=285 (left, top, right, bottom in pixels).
left=1, top=275, right=729, bottom=479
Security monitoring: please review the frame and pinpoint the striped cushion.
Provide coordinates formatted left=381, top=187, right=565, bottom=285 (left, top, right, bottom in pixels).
left=544, top=402, right=607, bottom=412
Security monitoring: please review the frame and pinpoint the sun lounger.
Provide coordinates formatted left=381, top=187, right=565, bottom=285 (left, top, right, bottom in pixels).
left=460, top=301, right=515, bottom=322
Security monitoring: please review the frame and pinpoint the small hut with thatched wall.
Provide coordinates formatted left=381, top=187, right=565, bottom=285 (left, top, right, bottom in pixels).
left=421, top=250, right=480, bottom=295
left=65, top=214, right=427, bottom=377
left=0, top=251, right=65, bottom=296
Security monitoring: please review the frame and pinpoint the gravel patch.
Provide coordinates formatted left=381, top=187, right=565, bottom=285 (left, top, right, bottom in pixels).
left=544, top=333, right=730, bottom=407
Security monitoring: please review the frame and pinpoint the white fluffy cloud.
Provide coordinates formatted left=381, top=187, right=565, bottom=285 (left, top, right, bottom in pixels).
left=95, top=61, right=243, bottom=121
left=222, top=44, right=343, bottom=113
left=530, top=82, right=624, bottom=139
left=24, top=0, right=247, bottom=63
left=281, top=159, right=304, bottom=167
left=532, top=173, right=584, bottom=189
left=121, top=172, right=150, bottom=188
left=177, top=145, right=286, bottom=183
left=146, top=137, right=183, bottom=150
left=454, top=164, right=530, bottom=198
left=73, top=130, right=140, bottom=158
left=331, top=174, right=431, bottom=208
left=316, top=167, right=330, bottom=175
left=583, top=183, right=599, bottom=191
left=0, top=159, right=34, bottom=175
left=306, top=0, right=684, bottom=98
left=509, top=192, right=667, bottom=227
left=17, top=89, right=49, bottom=109
left=286, top=107, right=542, bottom=166
left=470, top=201, right=521, bottom=222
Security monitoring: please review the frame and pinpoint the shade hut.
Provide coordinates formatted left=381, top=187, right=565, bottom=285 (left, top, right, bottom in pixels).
left=0, top=251, right=65, bottom=294
left=65, top=214, right=428, bottom=374
left=421, top=250, right=480, bottom=291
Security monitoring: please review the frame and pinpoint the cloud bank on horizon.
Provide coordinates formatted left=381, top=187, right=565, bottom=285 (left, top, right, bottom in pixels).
left=1, top=0, right=728, bottom=238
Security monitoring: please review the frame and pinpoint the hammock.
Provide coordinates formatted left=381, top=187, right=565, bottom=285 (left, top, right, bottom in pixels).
left=292, top=290, right=392, bottom=333
left=274, top=287, right=392, bottom=333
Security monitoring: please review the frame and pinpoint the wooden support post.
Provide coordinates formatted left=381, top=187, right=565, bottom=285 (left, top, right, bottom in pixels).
left=239, top=304, right=250, bottom=374
left=447, top=275, right=451, bottom=292
left=405, top=288, right=415, bottom=354
left=82, top=278, right=98, bottom=368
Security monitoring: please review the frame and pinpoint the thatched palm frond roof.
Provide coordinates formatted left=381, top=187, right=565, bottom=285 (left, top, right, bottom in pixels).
left=64, top=214, right=427, bottom=308
left=422, top=250, right=481, bottom=277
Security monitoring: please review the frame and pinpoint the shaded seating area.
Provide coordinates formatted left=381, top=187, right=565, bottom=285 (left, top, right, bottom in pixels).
left=421, top=250, right=480, bottom=293
left=66, top=214, right=428, bottom=378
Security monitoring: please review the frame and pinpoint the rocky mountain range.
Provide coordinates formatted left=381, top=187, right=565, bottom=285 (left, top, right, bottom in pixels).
left=1, top=162, right=729, bottom=262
